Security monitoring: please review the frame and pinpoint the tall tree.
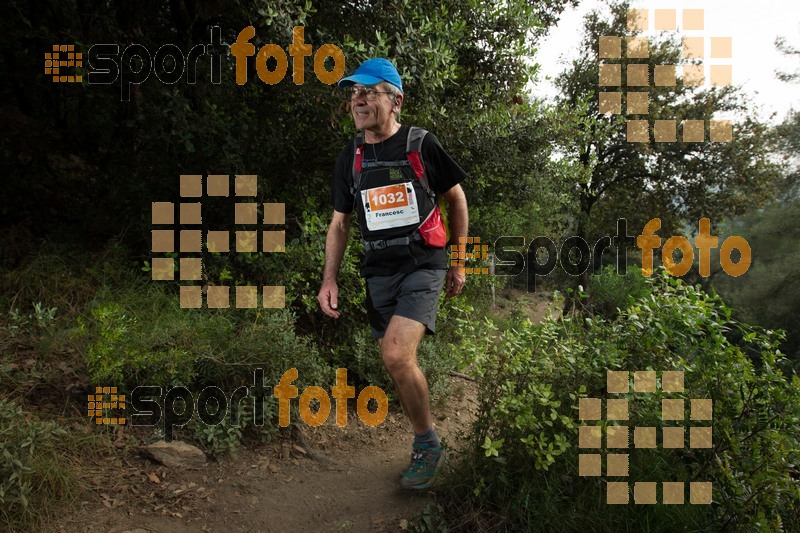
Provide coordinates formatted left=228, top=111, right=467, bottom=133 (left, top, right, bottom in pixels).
left=550, top=1, right=781, bottom=291
left=711, top=34, right=800, bottom=365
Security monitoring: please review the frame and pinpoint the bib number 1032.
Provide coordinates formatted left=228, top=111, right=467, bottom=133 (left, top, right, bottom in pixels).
left=361, top=182, right=420, bottom=231
left=371, top=190, right=405, bottom=206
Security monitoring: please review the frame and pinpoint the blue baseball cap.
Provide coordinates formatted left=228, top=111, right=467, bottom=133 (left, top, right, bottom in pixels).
left=337, top=58, right=403, bottom=93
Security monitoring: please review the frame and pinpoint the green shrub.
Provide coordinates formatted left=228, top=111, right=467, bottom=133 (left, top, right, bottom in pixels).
left=77, top=281, right=332, bottom=454
left=78, top=282, right=329, bottom=385
left=590, top=264, right=649, bottom=317
left=3, top=303, right=58, bottom=338
left=0, top=400, right=75, bottom=529
left=186, top=394, right=278, bottom=456
left=443, top=271, right=800, bottom=531
left=0, top=239, right=138, bottom=315
left=81, top=300, right=195, bottom=386
left=285, top=206, right=372, bottom=377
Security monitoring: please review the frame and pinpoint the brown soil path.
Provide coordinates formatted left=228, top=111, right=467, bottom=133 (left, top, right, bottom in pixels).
left=49, top=378, right=478, bottom=533
left=43, top=295, right=557, bottom=533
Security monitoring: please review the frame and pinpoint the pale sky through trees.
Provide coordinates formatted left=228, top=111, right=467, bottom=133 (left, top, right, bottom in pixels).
left=532, top=0, right=800, bottom=123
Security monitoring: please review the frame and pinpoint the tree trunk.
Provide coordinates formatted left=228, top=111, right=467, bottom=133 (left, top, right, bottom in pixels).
left=564, top=193, right=594, bottom=314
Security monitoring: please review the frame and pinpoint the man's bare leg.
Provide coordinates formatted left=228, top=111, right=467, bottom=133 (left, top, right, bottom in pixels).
left=381, top=314, right=445, bottom=489
left=379, top=315, right=431, bottom=434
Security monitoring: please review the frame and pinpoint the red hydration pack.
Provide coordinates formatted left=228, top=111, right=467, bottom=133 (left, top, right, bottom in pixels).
left=351, top=127, right=448, bottom=248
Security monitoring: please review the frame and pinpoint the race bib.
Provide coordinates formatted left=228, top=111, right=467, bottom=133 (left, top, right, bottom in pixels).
left=360, top=182, right=420, bottom=231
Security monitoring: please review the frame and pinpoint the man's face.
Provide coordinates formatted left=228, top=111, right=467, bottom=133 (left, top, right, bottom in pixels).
left=350, top=83, right=401, bottom=133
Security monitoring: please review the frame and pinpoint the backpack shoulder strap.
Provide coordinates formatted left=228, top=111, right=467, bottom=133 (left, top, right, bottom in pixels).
left=406, top=126, right=428, bottom=155
left=406, top=127, right=433, bottom=196
left=350, top=132, right=365, bottom=195
left=408, top=127, right=449, bottom=241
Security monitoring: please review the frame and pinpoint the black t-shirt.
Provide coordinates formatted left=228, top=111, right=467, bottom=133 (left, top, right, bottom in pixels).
left=331, top=125, right=467, bottom=277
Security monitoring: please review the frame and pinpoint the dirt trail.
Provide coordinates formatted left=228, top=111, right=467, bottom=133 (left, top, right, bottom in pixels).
left=50, top=378, right=478, bottom=533
left=47, top=295, right=557, bottom=533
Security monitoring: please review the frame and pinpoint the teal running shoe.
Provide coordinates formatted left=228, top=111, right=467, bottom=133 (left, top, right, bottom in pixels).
left=399, top=442, right=446, bottom=490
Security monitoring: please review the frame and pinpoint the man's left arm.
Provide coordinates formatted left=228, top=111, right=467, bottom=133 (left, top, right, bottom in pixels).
left=442, top=184, right=468, bottom=297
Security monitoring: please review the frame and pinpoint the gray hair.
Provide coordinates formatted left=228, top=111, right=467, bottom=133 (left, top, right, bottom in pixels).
left=381, top=82, right=403, bottom=120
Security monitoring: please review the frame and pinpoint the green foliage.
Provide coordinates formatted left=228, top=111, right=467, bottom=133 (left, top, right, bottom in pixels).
left=77, top=280, right=329, bottom=387
left=773, top=109, right=800, bottom=181
left=285, top=203, right=368, bottom=348
left=331, top=328, right=388, bottom=392
left=775, top=33, right=800, bottom=84
left=81, top=300, right=196, bottom=387
left=0, top=400, right=74, bottom=529
left=0, top=0, right=577, bottom=254
left=453, top=101, right=571, bottom=243
left=418, top=314, right=461, bottom=403
left=186, top=395, right=277, bottom=456
left=410, top=502, right=449, bottom=533
left=590, top=264, right=649, bottom=317
left=0, top=246, right=102, bottom=315
left=75, top=278, right=331, bottom=454
left=714, top=200, right=800, bottom=362
left=187, top=416, right=244, bottom=456
left=281, top=204, right=397, bottom=392
left=442, top=271, right=800, bottom=531
left=3, top=302, right=58, bottom=339
left=711, top=108, right=800, bottom=366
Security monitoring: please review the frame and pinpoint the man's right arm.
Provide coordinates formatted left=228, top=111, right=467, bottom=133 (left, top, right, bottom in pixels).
left=318, top=210, right=353, bottom=318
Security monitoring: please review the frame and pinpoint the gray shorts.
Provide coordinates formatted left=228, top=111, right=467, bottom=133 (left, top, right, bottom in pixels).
left=365, top=269, right=447, bottom=339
